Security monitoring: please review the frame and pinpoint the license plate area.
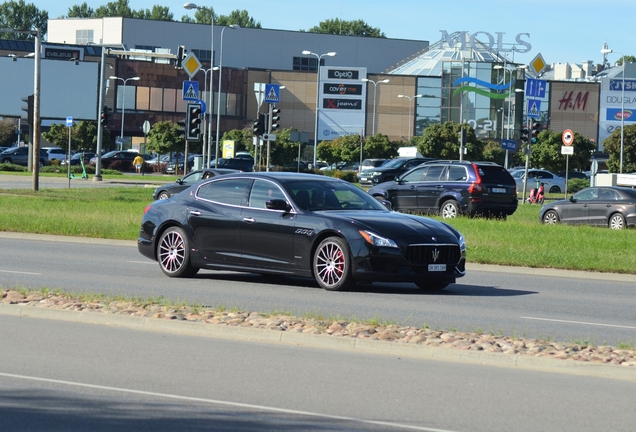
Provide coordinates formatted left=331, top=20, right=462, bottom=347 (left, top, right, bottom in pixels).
left=428, top=264, right=446, bottom=272
left=492, top=187, right=506, bottom=193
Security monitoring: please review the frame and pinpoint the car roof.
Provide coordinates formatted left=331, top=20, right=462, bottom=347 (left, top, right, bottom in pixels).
left=208, top=171, right=343, bottom=184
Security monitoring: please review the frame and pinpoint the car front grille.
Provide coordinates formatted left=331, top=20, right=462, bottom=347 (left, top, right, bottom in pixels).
left=405, top=244, right=461, bottom=265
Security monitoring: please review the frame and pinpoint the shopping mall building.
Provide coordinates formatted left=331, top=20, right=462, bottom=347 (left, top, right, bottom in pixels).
left=1, top=17, right=633, bottom=156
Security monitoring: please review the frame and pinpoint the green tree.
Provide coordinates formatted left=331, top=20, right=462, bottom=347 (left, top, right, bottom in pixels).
left=145, top=121, right=183, bottom=156
left=93, top=0, right=143, bottom=18
left=66, top=2, right=94, bottom=18
left=181, top=7, right=216, bottom=24
left=316, top=140, right=341, bottom=167
left=305, top=18, right=385, bottom=38
left=363, top=134, right=401, bottom=159
left=140, top=5, right=173, bottom=21
left=42, top=121, right=100, bottom=152
left=0, top=0, right=48, bottom=40
left=216, top=9, right=260, bottom=28
left=602, top=124, right=636, bottom=173
left=413, top=122, right=483, bottom=160
left=0, top=118, right=17, bottom=146
left=221, top=127, right=253, bottom=155
left=616, top=55, right=636, bottom=66
left=528, top=129, right=596, bottom=173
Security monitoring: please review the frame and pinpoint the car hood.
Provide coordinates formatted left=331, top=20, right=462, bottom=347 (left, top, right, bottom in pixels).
left=319, top=210, right=461, bottom=244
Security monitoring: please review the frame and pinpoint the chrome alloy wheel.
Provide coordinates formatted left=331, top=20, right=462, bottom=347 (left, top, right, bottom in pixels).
left=159, top=229, right=186, bottom=274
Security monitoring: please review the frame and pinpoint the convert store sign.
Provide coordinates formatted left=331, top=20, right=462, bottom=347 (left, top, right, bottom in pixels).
left=439, top=30, right=531, bottom=54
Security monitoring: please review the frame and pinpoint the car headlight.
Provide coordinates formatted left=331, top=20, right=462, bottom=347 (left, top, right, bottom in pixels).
left=359, top=230, right=398, bottom=248
left=371, top=171, right=381, bottom=176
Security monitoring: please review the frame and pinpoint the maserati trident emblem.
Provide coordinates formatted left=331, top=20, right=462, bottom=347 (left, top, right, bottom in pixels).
left=432, top=248, right=440, bottom=263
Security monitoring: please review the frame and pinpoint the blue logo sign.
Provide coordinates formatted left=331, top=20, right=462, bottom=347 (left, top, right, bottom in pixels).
left=183, top=80, right=199, bottom=100
left=609, top=79, right=636, bottom=92
left=501, top=139, right=517, bottom=151
left=264, top=84, right=280, bottom=103
left=66, top=116, right=73, bottom=127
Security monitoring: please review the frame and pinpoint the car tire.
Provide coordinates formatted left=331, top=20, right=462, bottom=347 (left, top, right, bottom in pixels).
left=415, top=280, right=450, bottom=290
left=609, top=213, right=626, bottom=230
left=313, top=236, right=353, bottom=291
left=542, top=210, right=559, bottom=225
left=157, top=191, right=170, bottom=200
left=549, top=185, right=561, bottom=193
left=2, top=158, right=11, bottom=164
left=440, top=200, right=460, bottom=219
left=157, top=227, right=199, bottom=278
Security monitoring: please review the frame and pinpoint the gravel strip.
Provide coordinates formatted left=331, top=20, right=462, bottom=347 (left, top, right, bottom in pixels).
left=3, top=288, right=635, bottom=367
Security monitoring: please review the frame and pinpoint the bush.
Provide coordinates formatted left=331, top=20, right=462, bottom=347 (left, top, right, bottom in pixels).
left=0, top=163, right=28, bottom=172
left=328, top=170, right=357, bottom=183
left=567, top=178, right=590, bottom=194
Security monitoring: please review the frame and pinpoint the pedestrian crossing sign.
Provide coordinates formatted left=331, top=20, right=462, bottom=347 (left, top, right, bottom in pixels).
left=183, top=80, right=199, bottom=100
left=264, top=84, right=280, bottom=103
left=527, top=99, right=541, bottom=118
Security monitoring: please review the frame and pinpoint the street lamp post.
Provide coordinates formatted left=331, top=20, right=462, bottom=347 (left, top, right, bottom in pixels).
left=397, top=94, right=422, bottom=141
left=301, top=50, right=336, bottom=168
left=601, top=46, right=626, bottom=173
left=184, top=2, right=214, bottom=168
left=109, top=76, right=140, bottom=150
left=199, top=67, right=212, bottom=165
left=361, top=78, right=390, bottom=136
left=215, top=25, right=239, bottom=167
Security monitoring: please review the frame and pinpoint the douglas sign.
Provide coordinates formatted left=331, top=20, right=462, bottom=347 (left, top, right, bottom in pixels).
left=439, top=30, right=531, bottom=53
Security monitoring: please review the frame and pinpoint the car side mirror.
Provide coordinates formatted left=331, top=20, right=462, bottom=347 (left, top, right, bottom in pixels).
left=378, top=199, right=393, bottom=210
left=569, top=196, right=576, bottom=202
left=266, top=199, right=291, bottom=212
left=176, top=179, right=183, bottom=185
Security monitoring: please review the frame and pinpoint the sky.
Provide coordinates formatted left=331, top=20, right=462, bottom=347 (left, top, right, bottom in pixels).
left=38, top=0, right=633, bottom=68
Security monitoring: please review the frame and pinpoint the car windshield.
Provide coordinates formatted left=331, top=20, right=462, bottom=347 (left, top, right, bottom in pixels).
left=285, top=180, right=387, bottom=211
left=101, top=151, right=118, bottom=158
left=510, top=170, right=525, bottom=179
left=381, top=159, right=408, bottom=168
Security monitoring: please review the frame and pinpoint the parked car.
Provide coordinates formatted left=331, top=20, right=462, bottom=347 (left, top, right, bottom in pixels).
left=539, top=186, right=636, bottom=229
left=165, top=154, right=202, bottom=174
left=368, top=160, right=518, bottom=219
left=61, top=151, right=96, bottom=166
left=89, top=150, right=139, bottom=170
left=357, top=158, right=388, bottom=181
left=153, top=168, right=238, bottom=200
left=0, top=146, right=50, bottom=167
left=557, top=171, right=589, bottom=180
left=510, top=169, right=567, bottom=194
left=138, top=172, right=466, bottom=291
left=359, top=157, right=434, bottom=186
left=209, top=157, right=254, bottom=172
left=42, top=147, right=69, bottom=162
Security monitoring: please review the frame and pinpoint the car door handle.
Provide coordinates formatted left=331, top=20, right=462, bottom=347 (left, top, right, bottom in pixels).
left=243, top=217, right=255, bottom=223
left=189, top=210, right=201, bottom=216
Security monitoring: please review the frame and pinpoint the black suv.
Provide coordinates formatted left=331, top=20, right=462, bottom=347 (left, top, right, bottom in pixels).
left=358, top=157, right=433, bottom=186
left=367, top=160, right=518, bottom=218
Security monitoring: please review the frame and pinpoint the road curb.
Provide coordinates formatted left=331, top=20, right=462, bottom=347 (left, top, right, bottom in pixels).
left=2, top=303, right=634, bottom=382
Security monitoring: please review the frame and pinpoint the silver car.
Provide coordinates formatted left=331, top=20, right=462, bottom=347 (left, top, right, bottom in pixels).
left=511, top=169, right=567, bottom=194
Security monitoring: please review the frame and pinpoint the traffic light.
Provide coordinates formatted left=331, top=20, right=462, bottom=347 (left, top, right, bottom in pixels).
left=270, top=107, right=281, bottom=131
left=21, top=94, right=34, bottom=126
left=531, top=122, right=541, bottom=144
left=177, top=118, right=187, bottom=137
left=100, top=105, right=108, bottom=126
left=520, top=127, right=529, bottom=143
left=252, top=113, right=265, bottom=136
left=185, top=102, right=202, bottom=141
left=175, top=45, right=186, bottom=69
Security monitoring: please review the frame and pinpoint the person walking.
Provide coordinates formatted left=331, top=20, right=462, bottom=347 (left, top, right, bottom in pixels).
left=133, top=154, right=144, bottom=174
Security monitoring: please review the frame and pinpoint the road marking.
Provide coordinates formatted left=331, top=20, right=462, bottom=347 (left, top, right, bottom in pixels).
left=521, top=316, right=636, bottom=330
left=0, top=371, right=456, bottom=432
left=0, top=270, right=40, bottom=275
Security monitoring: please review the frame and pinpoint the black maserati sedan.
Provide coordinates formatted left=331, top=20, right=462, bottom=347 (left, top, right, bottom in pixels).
left=138, top=172, right=466, bottom=291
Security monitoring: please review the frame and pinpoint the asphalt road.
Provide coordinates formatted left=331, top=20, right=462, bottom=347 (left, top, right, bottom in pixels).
left=1, top=234, right=635, bottom=345
left=1, top=313, right=635, bottom=432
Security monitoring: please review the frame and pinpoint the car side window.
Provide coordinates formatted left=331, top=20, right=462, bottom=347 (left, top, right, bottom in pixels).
left=248, top=179, right=286, bottom=209
left=448, top=166, right=468, bottom=181
left=598, top=189, right=618, bottom=200
left=574, top=188, right=597, bottom=200
left=422, top=165, right=444, bottom=182
left=196, top=178, right=251, bottom=206
left=183, top=172, right=202, bottom=185
left=402, top=167, right=427, bottom=183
